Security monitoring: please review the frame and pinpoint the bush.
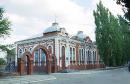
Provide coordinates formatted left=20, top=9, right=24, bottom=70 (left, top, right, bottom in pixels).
left=0, top=58, right=6, bottom=65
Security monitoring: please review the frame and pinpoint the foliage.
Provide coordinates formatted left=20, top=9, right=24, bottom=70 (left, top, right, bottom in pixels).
left=0, top=7, right=12, bottom=60
left=118, top=16, right=130, bottom=63
left=0, top=8, right=11, bottom=38
left=6, top=48, right=15, bottom=59
left=0, top=45, right=15, bottom=59
left=0, top=58, right=6, bottom=65
left=93, top=1, right=124, bottom=66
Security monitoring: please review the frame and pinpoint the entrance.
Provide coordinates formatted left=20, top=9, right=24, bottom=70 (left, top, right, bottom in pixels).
left=33, top=48, right=46, bottom=74
left=18, top=51, right=33, bottom=75
left=24, top=55, right=30, bottom=75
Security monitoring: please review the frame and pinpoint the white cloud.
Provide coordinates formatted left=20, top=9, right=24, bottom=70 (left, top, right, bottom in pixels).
left=9, top=0, right=35, bottom=5
left=92, top=0, right=124, bottom=16
left=0, top=0, right=124, bottom=44
left=0, top=35, right=28, bottom=44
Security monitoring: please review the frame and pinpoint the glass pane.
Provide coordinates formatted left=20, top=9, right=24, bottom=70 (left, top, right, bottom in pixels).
left=41, top=50, right=46, bottom=61
left=34, top=50, right=38, bottom=62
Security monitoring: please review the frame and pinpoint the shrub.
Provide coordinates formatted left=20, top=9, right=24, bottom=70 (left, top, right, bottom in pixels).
left=0, top=58, right=6, bottom=65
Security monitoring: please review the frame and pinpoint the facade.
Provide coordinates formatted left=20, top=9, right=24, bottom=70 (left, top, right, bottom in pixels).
left=15, top=22, right=104, bottom=75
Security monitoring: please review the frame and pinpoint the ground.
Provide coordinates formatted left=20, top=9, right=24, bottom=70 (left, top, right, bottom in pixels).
left=0, top=68, right=130, bottom=84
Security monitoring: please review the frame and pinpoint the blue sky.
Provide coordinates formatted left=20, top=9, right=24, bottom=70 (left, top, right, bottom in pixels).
left=0, top=0, right=123, bottom=44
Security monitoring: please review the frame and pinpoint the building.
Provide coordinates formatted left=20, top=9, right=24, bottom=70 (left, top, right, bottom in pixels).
left=15, top=22, right=104, bottom=75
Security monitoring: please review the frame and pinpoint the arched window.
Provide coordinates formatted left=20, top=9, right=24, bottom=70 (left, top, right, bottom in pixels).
left=86, top=51, right=88, bottom=61
left=41, top=49, right=46, bottom=65
left=82, top=49, right=83, bottom=63
left=34, top=49, right=47, bottom=66
left=79, top=49, right=81, bottom=63
left=73, top=48, right=75, bottom=61
left=34, top=50, right=38, bottom=63
left=84, top=49, right=85, bottom=62
left=48, top=46, right=52, bottom=54
left=29, top=48, right=32, bottom=51
left=88, top=50, right=91, bottom=64
left=95, top=51, right=96, bottom=61
left=61, top=46, right=65, bottom=69
left=93, top=51, right=95, bottom=64
left=93, top=51, right=94, bottom=60
left=24, top=48, right=27, bottom=52
left=70, top=47, right=72, bottom=61
left=19, top=49, right=22, bottom=57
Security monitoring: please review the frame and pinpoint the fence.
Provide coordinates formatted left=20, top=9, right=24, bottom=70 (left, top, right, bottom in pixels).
left=5, top=61, right=17, bottom=72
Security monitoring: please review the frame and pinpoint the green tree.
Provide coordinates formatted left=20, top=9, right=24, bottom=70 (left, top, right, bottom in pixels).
left=0, top=7, right=11, bottom=47
left=0, top=45, right=15, bottom=62
left=93, top=1, right=124, bottom=66
left=0, top=8, right=11, bottom=38
left=118, top=16, right=130, bottom=63
left=0, top=7, right=11, bottom=60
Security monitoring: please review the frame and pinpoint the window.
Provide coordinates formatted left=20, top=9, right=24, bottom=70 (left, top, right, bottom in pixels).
left=34, top=49, right=47, bottom=66
left=19, top=49, right=22, bottom=53
left=34, top=50, right=38, bottom=62
left=41, top=49, right=46, bottom=65
left=88, top=50, right=91, bottom=64
left=29, top=48, right=32, bottom=51
left=19, top=49, right=22, bottom=56
left=82, top=49, right=83, bottom=63
left=48, top=46, right=52, bottom=54
left=24, top=48, right=27, bottom=52
left=79, top=49, right=81, bottom=63
left=73, top=48, right=75, bottom=61
left=86, top=51, right=88, bottom=61
left=84, top=49, right=85, bottom=62
left=70, top=47, right=72, bottom=61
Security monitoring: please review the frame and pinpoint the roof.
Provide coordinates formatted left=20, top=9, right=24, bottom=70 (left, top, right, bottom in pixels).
left=44, top=22, right=60, bottom=33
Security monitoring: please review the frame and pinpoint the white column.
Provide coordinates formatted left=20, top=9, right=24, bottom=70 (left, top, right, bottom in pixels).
left=66, top=42, right=69, bottom=67
left=91, top=51, right=94, bottom=64
left=84, top=49, right=87, bottom=64
left=55, top=38, right=59, bottom=66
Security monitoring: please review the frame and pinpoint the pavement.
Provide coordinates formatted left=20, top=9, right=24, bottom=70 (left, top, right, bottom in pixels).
left=0, top=75, right=56, bottom=84
left=0, top=67, right=129, bottom=84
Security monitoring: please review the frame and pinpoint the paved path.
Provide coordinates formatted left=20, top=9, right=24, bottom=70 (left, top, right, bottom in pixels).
left=0, top=68, right=130, bottom=84
left=45, top=68, right=130, bottom=84
left=0, top=75, right=56, bottom=84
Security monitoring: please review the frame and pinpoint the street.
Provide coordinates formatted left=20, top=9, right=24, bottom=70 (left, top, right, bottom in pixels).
left=44, top=68, right=130, bottom=84
left=0, top=68, right=130, bottom=84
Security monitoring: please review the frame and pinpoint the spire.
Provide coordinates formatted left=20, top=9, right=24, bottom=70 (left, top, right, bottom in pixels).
left=54, top=14, right=57, bottom=23
left=52, top=14, right=58, bottom=26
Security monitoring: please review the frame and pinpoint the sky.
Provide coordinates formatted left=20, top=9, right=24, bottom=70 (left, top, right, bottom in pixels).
left=0, top=0, right=124, bottom=44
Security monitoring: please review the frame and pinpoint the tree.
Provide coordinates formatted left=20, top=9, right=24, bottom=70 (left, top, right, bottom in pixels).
left=0, top=7, right=11, bottom=48
left=0, top=7, right=11, bottom=60
left=93, top=1, right=124, bottom=66
left=116, top=0, right=130, bottom=20
left=0, top=8, right=11, bottom=38
left=6, top=48, right=15, bottom=62
left=118, top=16, right=130, bottom=63
left=0, top=44, right=15, bottom=64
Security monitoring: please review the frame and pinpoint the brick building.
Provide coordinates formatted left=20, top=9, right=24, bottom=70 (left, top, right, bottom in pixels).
left=15, top=22, right=104, bottom=75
